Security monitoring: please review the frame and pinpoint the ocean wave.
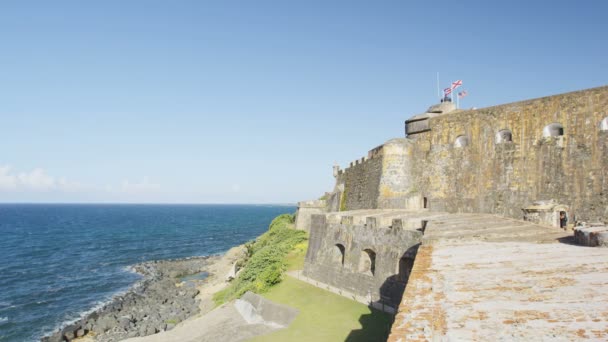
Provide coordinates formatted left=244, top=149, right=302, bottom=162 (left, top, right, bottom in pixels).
left=0, top=316, right=8, bottom=323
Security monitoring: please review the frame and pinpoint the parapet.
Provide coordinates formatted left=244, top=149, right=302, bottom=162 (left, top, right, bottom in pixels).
left=297, top=200, right=327, bottom=209
left=405, top=101, right=457, bottom=136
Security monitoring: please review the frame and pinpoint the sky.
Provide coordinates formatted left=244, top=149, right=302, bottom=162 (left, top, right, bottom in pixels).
left=1, top=0, right=607, bottom=203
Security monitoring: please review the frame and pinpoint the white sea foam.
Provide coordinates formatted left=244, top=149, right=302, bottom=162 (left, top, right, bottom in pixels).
left=40, top=287, right=133, bottom=339
left=0, top=317, right=8, bottom=323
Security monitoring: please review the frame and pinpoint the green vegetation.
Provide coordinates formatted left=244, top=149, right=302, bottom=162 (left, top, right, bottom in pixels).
left=284, top=240, right=308, bottom=271
left=340, top=186, right=347, bottom=211
left=213, top=214, right=307, bottom=304
left=249, top=277, right=394, bottom=342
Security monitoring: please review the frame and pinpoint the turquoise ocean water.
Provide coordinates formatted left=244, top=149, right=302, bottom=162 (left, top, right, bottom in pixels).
left=0, top=204, right=294, bottom=342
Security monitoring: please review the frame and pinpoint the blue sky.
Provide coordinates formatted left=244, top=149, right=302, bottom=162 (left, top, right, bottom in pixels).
left=1, top=0, right=607, bottom=203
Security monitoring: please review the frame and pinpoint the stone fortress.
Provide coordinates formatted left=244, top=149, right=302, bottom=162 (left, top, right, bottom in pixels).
left=295, top=85, right=608, bottom=341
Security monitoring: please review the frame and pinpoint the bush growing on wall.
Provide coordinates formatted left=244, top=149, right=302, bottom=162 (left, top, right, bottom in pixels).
left=213, top=213, right=307, bottom=304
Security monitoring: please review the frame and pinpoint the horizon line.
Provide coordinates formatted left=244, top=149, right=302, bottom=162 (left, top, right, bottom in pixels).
left=0, top=202, right=297, bottom=206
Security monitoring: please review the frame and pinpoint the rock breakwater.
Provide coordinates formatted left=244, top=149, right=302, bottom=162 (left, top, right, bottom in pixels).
left=41, top=256, right=217, bottom=342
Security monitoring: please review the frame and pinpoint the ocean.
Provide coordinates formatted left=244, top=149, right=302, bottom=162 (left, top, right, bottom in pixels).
left=0, top=204, right=295, bottom=342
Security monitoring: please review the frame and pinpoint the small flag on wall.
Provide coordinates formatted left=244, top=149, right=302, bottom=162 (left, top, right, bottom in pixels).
left=451, top=80, right=463, bottom=89
left=458, top=90, right=468, bottom=99
left=444, top=87, right=452, bottom=96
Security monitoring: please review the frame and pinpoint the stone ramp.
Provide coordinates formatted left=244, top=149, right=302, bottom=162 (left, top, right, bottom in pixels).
left=422, top=213, right=569, bottom=244
left=123, top=292, right=297, bottom=342
left=388, top=214, right=608, bottom=341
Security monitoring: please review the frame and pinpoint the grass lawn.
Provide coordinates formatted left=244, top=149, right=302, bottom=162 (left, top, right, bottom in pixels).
left=284, top=241, right=308, bottom=271
left=248, top=276, right=394, bottom=342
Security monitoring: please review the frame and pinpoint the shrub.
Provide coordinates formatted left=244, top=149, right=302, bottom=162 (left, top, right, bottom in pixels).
left=213, top=213, right=307, bottom=304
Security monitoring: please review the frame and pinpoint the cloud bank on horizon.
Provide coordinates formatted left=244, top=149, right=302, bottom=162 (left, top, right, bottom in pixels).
left=0, top=165, right=163, bottom=203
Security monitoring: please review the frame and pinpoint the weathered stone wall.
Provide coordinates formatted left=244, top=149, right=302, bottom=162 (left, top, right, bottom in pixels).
left=337, top=139, right=416, bottom=211
left=408, top=86, right=608, bottom=223
left=303, top=214, right=422, bottom=307
left=294, top=200, right=326, bottom=232
left=377, top=139, right=414, bottom=209
left=339, top=154, right=383, bottom=211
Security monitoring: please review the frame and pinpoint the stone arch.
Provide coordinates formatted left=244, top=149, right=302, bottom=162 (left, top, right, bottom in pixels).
left=358, top=248, right=376, bottom=276
left=332, top=243, right=345, bottom=266
left=543, top=123, right=564, bottom=137
left=454, top=135, right=469, bottom=148
left=496, top=129, right=513, bottom=144
left=600, top=117, right=608, bottom=131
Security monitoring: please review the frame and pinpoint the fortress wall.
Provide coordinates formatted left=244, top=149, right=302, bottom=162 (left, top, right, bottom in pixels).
left=410, top=86, right=608, bottom=222
left=376, top=139, right=415, bottom=209
left=338, top=139, right=418, bottom=211
left=295, top=200, right=326, bottom=232
left=340, top=153, right=383, bottom=210
left=303, top=214, right=422, bottom=307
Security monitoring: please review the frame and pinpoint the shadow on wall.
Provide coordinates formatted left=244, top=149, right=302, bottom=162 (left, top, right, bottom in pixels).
left=344, top=307, right=394, bottom=342
left=345, top=244, right=419, bottom=341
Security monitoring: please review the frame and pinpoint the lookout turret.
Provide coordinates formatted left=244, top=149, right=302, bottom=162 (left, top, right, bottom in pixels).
left=405, top=98, right=457, bottom=137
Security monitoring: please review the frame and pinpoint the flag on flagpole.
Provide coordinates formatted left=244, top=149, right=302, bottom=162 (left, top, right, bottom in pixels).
left=458, top=90, right=468, bottom=99
left=444, top=87, right=452, bottom=96
left=451, top=80, right=463, bottom=90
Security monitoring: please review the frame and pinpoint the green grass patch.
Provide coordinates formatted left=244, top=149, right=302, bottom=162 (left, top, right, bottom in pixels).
left=284, top=241, right=308, bottom=271
left=213, top=214, right=307, bottom=305
left=248, top=277, right=394, bottom=342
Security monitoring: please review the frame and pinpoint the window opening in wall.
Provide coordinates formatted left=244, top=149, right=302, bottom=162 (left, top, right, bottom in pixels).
left=423, top=197, right=428, bottom=209
left=543, top=123, right=564, bottom=137
left=454, top=135, right=469, bottom=148
left=600, top=117, right=608, bottom=131
left=397, top=257, right=414, bottom=284
left=359, top=249, right=376, bottom=276
left=496, top=129, right=513, bottom=144
left=333, top=244, right=345, bottom=266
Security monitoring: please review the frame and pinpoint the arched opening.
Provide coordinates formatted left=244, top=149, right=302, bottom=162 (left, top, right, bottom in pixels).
left=332, top=244, right=345, bottom=266
left=359, top=249, right=376, bottom=276
left=559, top=211, right=568, bottom=229
left=454, top=135, right=469, bottom=148
left=600, top=117, right=608, bottom=131
left=496, top=129, right=513, bottom=144
left=397, top=257, right=415, bottom=284
left=543, top=123, right=564, bottom=137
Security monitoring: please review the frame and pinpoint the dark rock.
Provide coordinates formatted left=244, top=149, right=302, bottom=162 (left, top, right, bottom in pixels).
left=41, top=256, right=216, bottom=342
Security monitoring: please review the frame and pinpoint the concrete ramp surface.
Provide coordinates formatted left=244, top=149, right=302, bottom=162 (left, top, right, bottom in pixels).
left=123, top=292, right=298, bottom=342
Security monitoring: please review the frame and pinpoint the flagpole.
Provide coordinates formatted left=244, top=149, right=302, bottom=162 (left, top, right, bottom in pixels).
left=436, top=72, right=440, bottom=100
left=457, top=91, right=459, bottom=109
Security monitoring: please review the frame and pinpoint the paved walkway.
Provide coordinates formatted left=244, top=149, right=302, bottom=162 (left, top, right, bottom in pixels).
left=388, top=214, right=608, bottom=341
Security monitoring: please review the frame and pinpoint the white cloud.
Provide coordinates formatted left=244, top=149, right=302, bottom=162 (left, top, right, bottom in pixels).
left=0, top=165, right=59, bottom=191
left=0, top=165, right=166, bottom=202
left=0, top=166, right=17, bottom=190
left=17, top=168, right=56, bottom=190
left=119, top=176, right=161, bottom=194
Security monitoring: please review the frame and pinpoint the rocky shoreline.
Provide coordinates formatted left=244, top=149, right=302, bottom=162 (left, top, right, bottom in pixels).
left=41, top=256, right=220, bottom=342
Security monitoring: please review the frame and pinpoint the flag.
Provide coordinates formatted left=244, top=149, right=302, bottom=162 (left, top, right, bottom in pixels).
left=458, top=90, right=468, bottom=99
left=444, top=87, right=452, bottom=96
left=451, top=80, right=463, bottom=90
